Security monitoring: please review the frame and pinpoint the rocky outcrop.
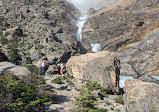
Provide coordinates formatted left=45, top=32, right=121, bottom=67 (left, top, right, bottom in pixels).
left=0, top=62, right=30, bottom=78
left=82, top=0, right=159, bottom=76
left=87, top=8, right=96, bottom=16
left=0, top=0, right=80, bottom=65
left=123, top=79, right=159, bottom=112
left=66, top=51, right=116, bottom=89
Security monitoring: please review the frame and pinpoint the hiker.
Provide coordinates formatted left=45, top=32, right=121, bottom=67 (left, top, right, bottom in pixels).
left=53, top=64, right=59, bottom=75
left=113, top=57, right=121, bottom=94
left=41, top=60, right=46, bottom=76
left=57, top=61, right=65, bottom=75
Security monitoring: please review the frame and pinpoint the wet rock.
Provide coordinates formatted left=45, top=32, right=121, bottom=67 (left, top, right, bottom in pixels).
left=138, top=75, right=159, bottom=84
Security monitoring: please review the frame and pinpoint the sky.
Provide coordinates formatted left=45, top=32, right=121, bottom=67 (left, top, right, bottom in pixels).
left=66, top=0, right=116, bottom=13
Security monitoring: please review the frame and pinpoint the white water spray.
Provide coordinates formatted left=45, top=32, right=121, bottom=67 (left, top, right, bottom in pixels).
left=66, top=0, right=116, bottom=13
left=75, top=15, right=87, bottom=42
left=66, top=0, right=116, bottom=52
left=91, top=44, right=100, bottom=52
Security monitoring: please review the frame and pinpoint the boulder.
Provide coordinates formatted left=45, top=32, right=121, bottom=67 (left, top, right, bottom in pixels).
left=0, top=62, right=30, bottom=78
left=123, top=79, right=159, bottom=112
left=66, top=51, right=116, bottom=89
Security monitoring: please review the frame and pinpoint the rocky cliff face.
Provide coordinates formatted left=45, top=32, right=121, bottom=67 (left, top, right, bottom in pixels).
left=82, top=0, right=159, bottom=76
left=124, top=78, right=159, bottom=112
left=0, top=0, right=80, bottom=65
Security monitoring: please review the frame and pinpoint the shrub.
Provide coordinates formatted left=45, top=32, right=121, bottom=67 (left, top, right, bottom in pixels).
left=66, top=79, right=74, bottom=85
left=23, top=33, right=28, bottom=37
left=114, top=95, right=124, bottom=104
left=116, top=109, right=121, bottom=112
left=66, top=73, right=75, bottom=80
left=4, top=32, right=9, bottom=37
left=76, top=91, right=97, bottom=109
left=0, top=37, right=8, bottom=45
left=27, top=43, right=33, bottom=49
left=99, top=86, right=112, bottom=96
left=7, top=40, right=20, bottom=64
left=85, top=81, right=99, bottom=91
left=36, top=44, right=44, bottom=50
left=0, top=73, right=54, bottom=112
left=46, top=71, right=54, bottom=75
left=51, top=77, right=63, bottom=84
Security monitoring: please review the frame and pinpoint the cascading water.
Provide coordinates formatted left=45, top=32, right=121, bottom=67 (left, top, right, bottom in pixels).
left=66, top=0, right=116, bottom=53
left=75, top=15, right=87, bottom=42
left=91, top=44, right=100, bottom=52
left=119, top=76, right=159, bottom=88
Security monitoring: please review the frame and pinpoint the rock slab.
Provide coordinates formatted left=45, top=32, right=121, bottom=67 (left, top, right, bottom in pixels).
left=0, top=62, right=30, bottom=78
left=124, top=79, right=159, bottom=112
left=66, top=51, right=115, bottom=89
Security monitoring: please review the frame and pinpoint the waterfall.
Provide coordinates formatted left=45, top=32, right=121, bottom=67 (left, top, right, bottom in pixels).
left=75, top=15, right=87, bottom=42
left=91, top=44, right=100, bottom=53
left=66, top=0, right=116, bottom=53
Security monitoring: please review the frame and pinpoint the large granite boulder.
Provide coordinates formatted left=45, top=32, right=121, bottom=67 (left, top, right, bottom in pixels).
left=123, top=79, right=159, bottom=112
left=0, top=62, right=30, bottom=78
left=66, top=51, right=116, bottom=89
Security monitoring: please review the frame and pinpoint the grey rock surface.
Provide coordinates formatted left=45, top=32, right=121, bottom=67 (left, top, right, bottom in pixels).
left=0, top=0, right=80, bottom=65
left=124, top=79, right=159, bottom=112
left=66, top=51, right=116, bottom=89
left=0, top=61, right=30, bottom=78
left=82, top=0, right=159, bottom=76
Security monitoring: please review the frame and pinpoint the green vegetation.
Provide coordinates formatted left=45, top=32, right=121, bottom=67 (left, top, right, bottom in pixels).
left=0, top=72, right=54, bottom=112
left=7, top=41, right=20, bottom=64
left=66, top=73, right=75, bottom=80
left=37, top=44, right=44, bottom=50
left=116, top=109, right=121, bottom=112
left=75, top=81, right=110, bottom=112
left=51, top=74, right=75, bottom=85
left=51, top=77, right=63, bottom=84
left=85, top=81, right=99, bottom=91
left=150, top=107, right=159, bottom=112
left=23, top=33, right=28, bottom=37
left=76, top=89, right=97, bottom=109
left=114, top=95, right=124, bottom=104
left=46, top=71, right=54, bottom=75
left=27, top=42, right=33, bottom=49
left=4, top=32, right=9, bottom=37
left=0, top=37, right=8, bottom=45
left=134, top=109, right=141, bottom=112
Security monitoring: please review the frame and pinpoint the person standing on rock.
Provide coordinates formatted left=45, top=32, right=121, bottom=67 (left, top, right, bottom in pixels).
left=58, top=61, right=64, bottom=75
left=41, top=60, right=46, bottom=76
left=113, top=57, right=121, bottom=94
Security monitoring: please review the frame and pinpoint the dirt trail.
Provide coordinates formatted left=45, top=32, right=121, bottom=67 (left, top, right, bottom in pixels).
left=44, top=75, right=83, bottom=112
left=44, top=75, right=126, bottom=112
